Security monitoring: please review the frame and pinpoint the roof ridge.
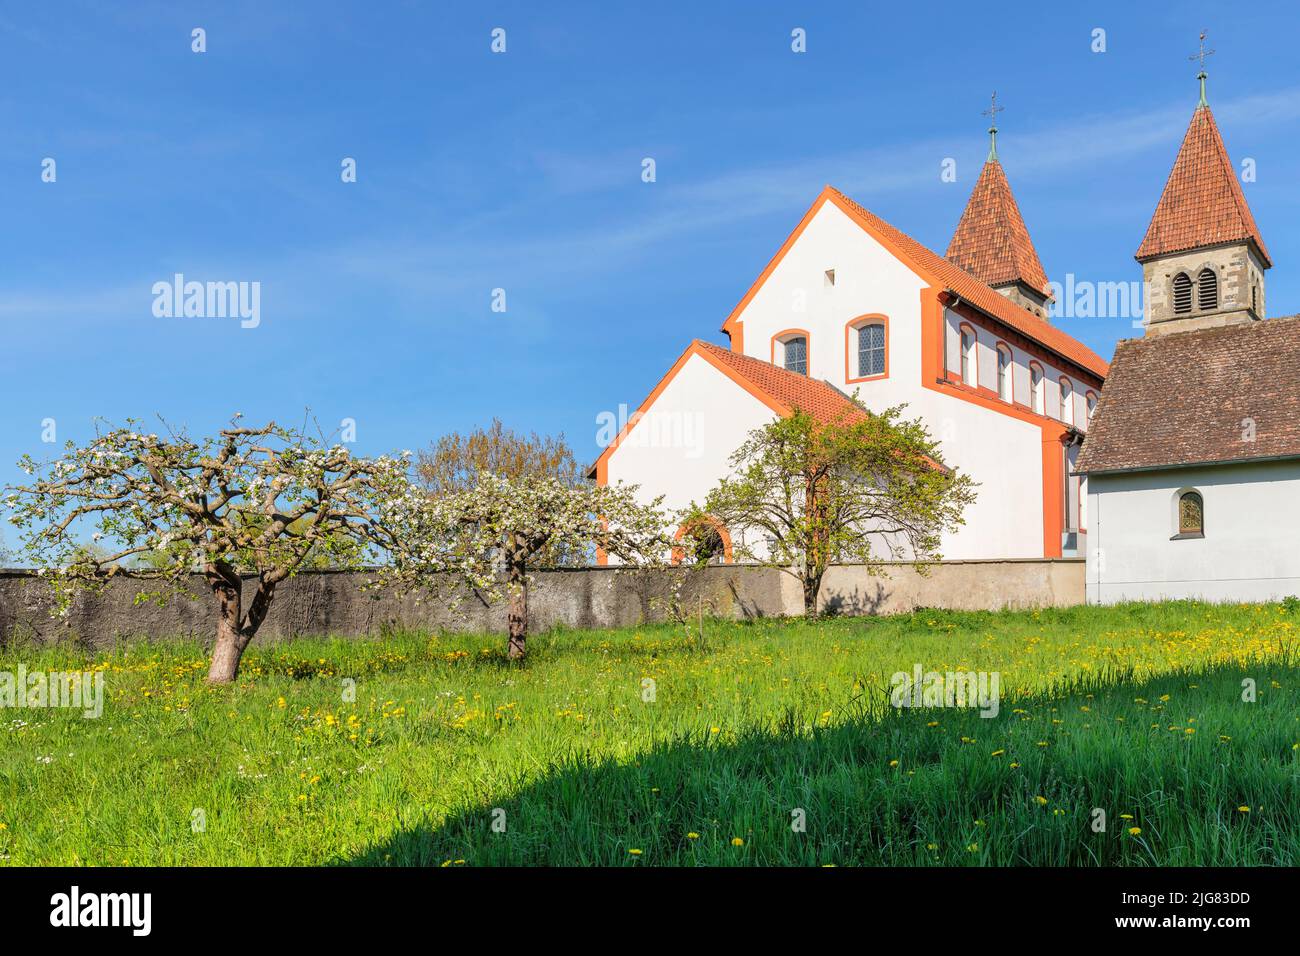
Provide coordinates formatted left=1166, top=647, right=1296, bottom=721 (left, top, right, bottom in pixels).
left=825, top=186, right=1107, bottom=378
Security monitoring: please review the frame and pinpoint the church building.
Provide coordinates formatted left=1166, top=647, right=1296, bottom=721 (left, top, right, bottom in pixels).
left=1078, top=68, right=1300, bottom=603
left=590, top=113, right=1109, bottom=564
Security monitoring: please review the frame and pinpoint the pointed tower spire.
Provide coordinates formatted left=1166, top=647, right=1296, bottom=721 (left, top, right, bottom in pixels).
left=946, top=94, right=1054, bottom=319
left=1136, top=36, right=1270, bottom=336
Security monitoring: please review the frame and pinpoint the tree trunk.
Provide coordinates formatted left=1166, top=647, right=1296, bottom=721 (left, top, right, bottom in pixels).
left=207, top=566, right=245, bottom=684
left=506, top=558, right=528, bottom=661
left=803, top=572, right=821, bottom=620
left=205, top=567, right=281, bottom=684
left=803, top=468, right=825, bottom=621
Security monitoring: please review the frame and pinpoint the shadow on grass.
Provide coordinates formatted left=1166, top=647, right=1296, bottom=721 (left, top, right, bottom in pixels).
left=339, top=657, right=1299, bottom=867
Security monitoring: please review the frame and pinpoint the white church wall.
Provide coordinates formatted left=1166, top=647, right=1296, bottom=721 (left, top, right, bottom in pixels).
left=605, top=351, right=776, bottom=535
left=731, top=201, right=928, bottom=410
left=1086, top=460, right=1300, bottom=603
left=943, top=310, right=1092, bottom=433
left=909, top=385, right=1046, bottom=559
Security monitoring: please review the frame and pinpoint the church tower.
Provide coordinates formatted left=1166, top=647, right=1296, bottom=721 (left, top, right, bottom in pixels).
left=1136, top=38, right=1270, bottom=336
left=946, top=94, right=1055, bottom=319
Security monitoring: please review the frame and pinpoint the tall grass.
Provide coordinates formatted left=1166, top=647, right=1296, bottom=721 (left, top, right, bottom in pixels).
left=1, top=601, right=1296, bottom=865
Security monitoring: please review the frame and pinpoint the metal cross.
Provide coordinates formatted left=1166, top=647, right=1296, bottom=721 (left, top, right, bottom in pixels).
left=1189, top=30, right=1215, bottom=72
left=981, top=91, right=1004, bottom=128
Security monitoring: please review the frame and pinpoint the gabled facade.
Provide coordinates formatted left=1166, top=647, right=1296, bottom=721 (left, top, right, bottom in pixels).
left=592, top=171, right=1108, bottom=564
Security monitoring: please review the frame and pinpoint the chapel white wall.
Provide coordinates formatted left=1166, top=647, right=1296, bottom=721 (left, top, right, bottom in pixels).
left=605, top=352, right=776, bottom=538
left=1085, top=460, right=1300, bottom=603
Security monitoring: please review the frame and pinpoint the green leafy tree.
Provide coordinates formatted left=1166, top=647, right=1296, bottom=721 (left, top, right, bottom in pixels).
left=694, top=404, right=976, bottom=619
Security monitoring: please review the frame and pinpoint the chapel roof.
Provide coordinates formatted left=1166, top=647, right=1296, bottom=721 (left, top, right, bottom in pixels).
left=1077, top=315, right=1300, bottom=474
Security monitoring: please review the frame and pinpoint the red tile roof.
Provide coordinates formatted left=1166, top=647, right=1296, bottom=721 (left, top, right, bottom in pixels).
left=1077, top=315, right=1300, bottom=474
left=945, top=159, right=1052, bottom=296
left=826, top=187, right=1109, bottom=380
left=1135, top=106, right=1270, bottom=266
left=692, top=339, right=869, bottom=425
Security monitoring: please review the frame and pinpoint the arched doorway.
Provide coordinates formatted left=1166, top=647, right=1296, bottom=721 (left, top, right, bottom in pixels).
left=671, top=515, right=734, bottom=566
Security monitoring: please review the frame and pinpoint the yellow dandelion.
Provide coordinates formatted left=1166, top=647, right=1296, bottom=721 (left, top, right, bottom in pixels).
left=1128, top=827, right=1141, bottom=836
left=686, top=832, right=700, bottom=840
left=1237, top=806, right=1250, bottom=813
left=731, top=837, right=744, bottom=847
left=628, top=848, right=643, bottom=856
left=1035, top=795, right=1048, bottom=806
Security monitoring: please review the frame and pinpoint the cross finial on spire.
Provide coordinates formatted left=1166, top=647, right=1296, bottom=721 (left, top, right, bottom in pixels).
left=982, top=91, right=1004, bottom=161
left=1189, top=30, right=1215, bottom=107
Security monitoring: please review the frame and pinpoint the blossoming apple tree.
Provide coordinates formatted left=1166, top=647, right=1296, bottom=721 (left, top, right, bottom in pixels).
left=5, top=417, right=415, bottom=684
left=380, top=472, right=672, bottom=660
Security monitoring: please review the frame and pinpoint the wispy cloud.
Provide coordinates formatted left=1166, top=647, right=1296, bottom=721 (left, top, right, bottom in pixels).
left=6, top=86, right=1299, bottom=330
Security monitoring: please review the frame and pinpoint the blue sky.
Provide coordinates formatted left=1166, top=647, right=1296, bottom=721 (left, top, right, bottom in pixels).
left=2, top=0, right=1299, bottom=532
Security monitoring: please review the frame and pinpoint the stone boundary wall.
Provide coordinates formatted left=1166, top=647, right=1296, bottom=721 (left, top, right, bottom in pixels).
left=0, top=560, right=1084, bottom=649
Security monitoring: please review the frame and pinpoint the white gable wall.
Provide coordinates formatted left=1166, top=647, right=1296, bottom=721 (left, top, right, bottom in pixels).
left=1086, top=460, right=1300, bottom=603
left=732, top=202, right=928, bottom=407
left=606, top=352, right=777, bottom=522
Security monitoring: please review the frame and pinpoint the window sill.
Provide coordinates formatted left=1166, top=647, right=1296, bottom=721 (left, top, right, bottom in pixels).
left=1170, top=532, right=1204, bottom=541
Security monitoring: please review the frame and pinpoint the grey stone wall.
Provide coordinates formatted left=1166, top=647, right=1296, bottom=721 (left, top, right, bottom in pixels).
left=0, top=559, right=1084, bottom=649
left=1142, top=242, right=1266, bottom=335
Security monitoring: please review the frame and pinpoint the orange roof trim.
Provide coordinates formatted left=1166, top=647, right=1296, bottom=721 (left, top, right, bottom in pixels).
left=721, top=186, right=1108, bottom=380
left=824, top=187, right=1109, bottom=379
left=588, top=338, right=950, bottom=479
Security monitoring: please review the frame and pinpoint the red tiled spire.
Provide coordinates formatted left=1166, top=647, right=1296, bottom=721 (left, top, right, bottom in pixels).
left=1134, top=105, right=1270, bottom=266
left=945, top=158, right=1052, bottom=296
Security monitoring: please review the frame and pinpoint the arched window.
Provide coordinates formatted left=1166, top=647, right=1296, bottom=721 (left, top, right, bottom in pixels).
left=784, top=336, right=807, bottom=375
left=1059, top=377, right=1074, bottom=426
left=771, top=330, right=810, bottom=375
left=857, top=322, right=886, bottom=378
left=959, top=325, right=976, bottom=386
left=1198, top=268, right=1218, bottom=311
left=1176, top=490, right=1204, bottom=538
left=1172, top=273, right=1192, bottom=314
left=996, top=344, right=1012, bottom=402
left=1029, top=362, right=1044, bottom=414
left=1085, top=390, right=1098, bottom=422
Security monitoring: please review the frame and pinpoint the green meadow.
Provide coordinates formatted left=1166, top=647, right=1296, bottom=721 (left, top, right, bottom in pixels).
left=1, top=601, right=1296, bottom=866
